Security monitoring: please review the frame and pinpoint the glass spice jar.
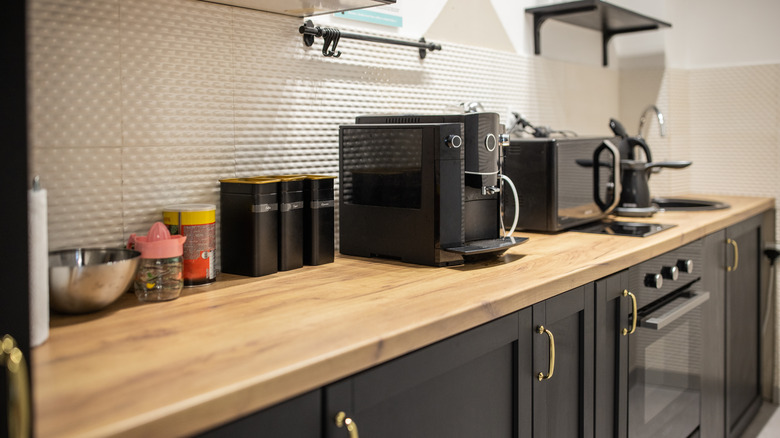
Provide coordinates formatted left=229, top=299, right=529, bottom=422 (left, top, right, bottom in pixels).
left=128, top=222, right=187, bottom=302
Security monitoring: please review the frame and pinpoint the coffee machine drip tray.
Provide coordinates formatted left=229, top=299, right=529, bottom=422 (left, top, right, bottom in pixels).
left=443, top=236, right=529, bottom=256
left=571, top=221, right=676, bottom=237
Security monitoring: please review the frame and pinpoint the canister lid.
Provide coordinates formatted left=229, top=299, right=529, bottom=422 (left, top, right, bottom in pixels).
left=219, top=177, right=281, bottom=184
left=162, top=204, right=216, bottom=212
left=263, top=175, right=306, bottom=182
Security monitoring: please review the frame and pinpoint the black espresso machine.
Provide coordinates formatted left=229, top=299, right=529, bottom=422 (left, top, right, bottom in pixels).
left=339, top=112, right=526, bottom=266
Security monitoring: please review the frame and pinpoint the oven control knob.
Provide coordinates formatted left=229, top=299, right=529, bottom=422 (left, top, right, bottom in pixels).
left=676, top=259, right=694, bottom=274
left=445, top=134, right=462, bottom=149
left=661, top=266, right=679, bottom=281
left=644, top=273, right=663, bottom=289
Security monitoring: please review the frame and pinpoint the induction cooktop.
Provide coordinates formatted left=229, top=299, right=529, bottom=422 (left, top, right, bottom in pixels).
left=570, top=221, right=676, bottom=237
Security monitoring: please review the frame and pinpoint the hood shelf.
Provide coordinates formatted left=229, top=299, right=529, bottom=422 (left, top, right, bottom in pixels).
left=201, top=0, right=395, bottom=17
left=525, top=0, right=671, bottom=66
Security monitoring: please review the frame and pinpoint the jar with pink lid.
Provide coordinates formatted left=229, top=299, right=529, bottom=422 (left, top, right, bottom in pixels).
left=128, top=222, right=187, bottom=302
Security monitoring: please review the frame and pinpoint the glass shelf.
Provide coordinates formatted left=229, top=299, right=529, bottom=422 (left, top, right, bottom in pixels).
left=525, top=0, right=671, bottom=66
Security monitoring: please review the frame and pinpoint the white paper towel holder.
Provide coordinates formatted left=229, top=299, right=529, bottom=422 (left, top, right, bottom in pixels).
left=29, top=176, right=49, bottom=347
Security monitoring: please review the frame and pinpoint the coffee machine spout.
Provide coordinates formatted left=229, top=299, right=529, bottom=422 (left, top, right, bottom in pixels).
left=482, top=185, right=500, bottom=195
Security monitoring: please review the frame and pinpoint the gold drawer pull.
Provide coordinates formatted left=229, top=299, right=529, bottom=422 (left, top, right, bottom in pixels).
left=335, top=411, right=359, bottom=438
left=727, top=238, right=739, bottom=272
left=536, top=325, right=555, bottom=381
left=2, top=335, right=30, bottom=438
left=622, top=290, right=637, bottom=336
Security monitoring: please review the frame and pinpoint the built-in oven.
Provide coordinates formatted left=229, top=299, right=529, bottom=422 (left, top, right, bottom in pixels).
left=628, top=240, right=708, bottom=438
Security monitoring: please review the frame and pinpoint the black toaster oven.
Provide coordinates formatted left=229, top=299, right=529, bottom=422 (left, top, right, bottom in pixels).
left=502, top=136, right=621, bottom=232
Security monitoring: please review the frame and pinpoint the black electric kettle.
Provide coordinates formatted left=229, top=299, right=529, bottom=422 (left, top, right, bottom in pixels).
left=609, top=118, right=692, bottom=217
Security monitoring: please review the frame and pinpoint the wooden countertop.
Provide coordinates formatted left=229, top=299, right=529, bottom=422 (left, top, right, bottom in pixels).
left=32, top=195, right=774, bottom=437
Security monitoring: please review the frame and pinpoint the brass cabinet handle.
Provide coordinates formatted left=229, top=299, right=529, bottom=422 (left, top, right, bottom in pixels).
left=727, top=238, right=739, bottom=272
left=335, top=411, right=359, bottom=438
left=2, top=335, right=30, bottom=438
left=622, top=290, right=637, bottom=336
left=536, top=325, right=555, bottom=381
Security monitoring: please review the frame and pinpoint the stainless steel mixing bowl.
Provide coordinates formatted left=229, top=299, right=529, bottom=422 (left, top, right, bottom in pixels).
left=49, top=248, right=141, bottom=314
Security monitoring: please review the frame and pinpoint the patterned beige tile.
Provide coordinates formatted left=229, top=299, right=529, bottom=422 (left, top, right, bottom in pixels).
left=120, top=0, right=235, bottom=147
left=28, top=0, right=122, bottom=149
left=31, top=147, right=124, bottom=250
left=687, top=65, right=779, bottom=198
left=28, top=0, right=624, bottom=254
left=121, top=145, right=236, bottom=237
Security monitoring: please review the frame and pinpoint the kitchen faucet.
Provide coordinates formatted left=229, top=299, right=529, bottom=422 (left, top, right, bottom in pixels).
left=638, top=104, right=666, bottom=138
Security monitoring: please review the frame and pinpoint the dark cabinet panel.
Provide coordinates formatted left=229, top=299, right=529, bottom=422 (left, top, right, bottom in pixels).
left=198, top=390, right=321, bottom=438
left=701, top=212, right=771, bottom=438
left=1, top=2, right=31, bottom=437
left=725, top=215, right=763, bottom=438
left=532, top=285, right=594, bottom=438
left=325, top=312, right=524, bottom=438
left=594, top=270, right=630, bottom=438
left=701, top=229, right=726, bottom=438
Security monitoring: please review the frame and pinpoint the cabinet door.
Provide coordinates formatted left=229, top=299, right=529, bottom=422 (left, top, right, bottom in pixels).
left=198, top=390, right=321, bottom=438
left=701, top=229, right=726, bottom=438
left=594, top=271, right=630, bottom=438
left=1, top=2, right=32, bottom=437
left=532, top=285, right=594, bottom=438
left=725, top=215, right=763, bottom=438
left=324, top=311, right=528, bottom=438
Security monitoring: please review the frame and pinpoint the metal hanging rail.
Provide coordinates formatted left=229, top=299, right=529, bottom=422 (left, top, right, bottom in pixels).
left=298, top=20, right=442, bottom=59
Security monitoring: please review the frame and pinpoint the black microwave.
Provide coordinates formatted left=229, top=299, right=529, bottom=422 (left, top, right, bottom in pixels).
left=502, top=137, right=621, bottom=232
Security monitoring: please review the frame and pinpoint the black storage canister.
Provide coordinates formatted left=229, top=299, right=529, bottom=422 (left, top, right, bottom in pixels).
left=303, top=175, right=336, bottom=265
left=219, top=178, right=280, bottom=277
left=265, top=175, right=305, bottom=271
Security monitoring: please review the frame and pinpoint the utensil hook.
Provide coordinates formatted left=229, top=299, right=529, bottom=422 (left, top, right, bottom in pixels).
left=322, top=28, right=342, bottom=58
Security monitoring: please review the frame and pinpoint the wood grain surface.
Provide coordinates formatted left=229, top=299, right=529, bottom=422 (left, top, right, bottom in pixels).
left=32, top=195, right=774, bottom=437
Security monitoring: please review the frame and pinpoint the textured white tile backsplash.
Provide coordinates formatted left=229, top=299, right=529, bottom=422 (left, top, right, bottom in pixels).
left=29, top=0, right=622, bottom=255
left=29, top=0, right=779, bottom=260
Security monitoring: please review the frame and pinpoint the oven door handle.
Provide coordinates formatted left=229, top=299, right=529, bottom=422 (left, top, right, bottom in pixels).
left=640, top=291, right=710, bottom=330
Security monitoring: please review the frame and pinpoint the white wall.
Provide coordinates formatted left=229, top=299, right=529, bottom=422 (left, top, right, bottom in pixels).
left=664, top=0, right=780, bottom=69
left=319, top=0, right=613, bottom=66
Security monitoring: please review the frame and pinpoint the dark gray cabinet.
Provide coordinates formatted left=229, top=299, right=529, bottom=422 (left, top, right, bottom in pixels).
left=324, top=311, right=528, bottom=438
left=322, top=285, right=594, bottom=438
left=702, top=228, right=727, bottom=438
left=532, top=284, right=595, bottom=438
left=701, top=212, right=773, bottom=438
left=1, top=2, right=31, bottom=437
left=200, top=285, right=598, bottom=438
left=198, top=390, right=322, bottom=438
left=594, top=270, right=630, bottom=438
left=725, top=214, right=764, bottom=438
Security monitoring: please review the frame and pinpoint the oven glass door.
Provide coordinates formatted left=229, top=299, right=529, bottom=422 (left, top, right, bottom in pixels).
left=628, top=290, right=709, bottom=438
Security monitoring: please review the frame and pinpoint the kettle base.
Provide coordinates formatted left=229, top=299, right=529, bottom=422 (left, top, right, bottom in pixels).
left=615, top=205, right=659, bottom=217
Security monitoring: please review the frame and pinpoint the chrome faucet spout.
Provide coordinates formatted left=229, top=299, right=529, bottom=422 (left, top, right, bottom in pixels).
left=638, top=105, right=666, bottom=138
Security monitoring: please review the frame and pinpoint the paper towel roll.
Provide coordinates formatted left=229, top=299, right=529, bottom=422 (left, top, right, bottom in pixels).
left=29, top=186, right=49, bottom=347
